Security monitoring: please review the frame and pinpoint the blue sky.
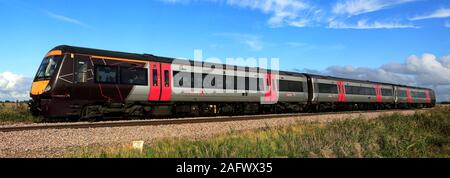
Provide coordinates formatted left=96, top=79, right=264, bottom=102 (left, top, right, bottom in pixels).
left=0, top=0, right=450, bottom=101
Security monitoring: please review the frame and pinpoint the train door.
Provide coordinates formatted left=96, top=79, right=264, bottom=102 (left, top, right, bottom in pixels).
left=337, top=81, right=346, bottom=102
left=72, top=55, right=92, bottom=100
left=375, top=84, right=382, bottom=103
left=425, top=90, right=431, bottom=104
left=394, top=86, right=398, bottom=104
left=160, top=63, right=172, bottom=101
left=306, top=75, right=314, bottom=104
left=406, top=88, right=412, bottom=104
left=262, top=72, right=278, bottom=104
left=148, top=62, right=172, bottom=101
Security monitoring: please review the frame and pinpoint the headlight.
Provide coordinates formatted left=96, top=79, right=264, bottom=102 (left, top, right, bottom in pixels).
left=44, top=85, right=52, bottom=93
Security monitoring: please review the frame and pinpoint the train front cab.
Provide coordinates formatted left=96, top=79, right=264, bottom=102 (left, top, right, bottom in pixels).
left=29, top=50, right=64, bottom=117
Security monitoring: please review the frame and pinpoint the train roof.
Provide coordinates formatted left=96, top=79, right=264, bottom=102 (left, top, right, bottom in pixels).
left=51, top=45, right=433, bottom=91
left=303, top=74, right=432, bottom=91
left=52, top=45, right=175, bottom=63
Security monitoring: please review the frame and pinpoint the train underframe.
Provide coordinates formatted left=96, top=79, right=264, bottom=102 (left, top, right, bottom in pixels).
left=29, top=98, right=434, bottom=121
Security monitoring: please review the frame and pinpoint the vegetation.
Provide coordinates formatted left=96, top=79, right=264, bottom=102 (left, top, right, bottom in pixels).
left=0, top=102, right=39, bottom=124
left=70, top=106, right=450, bottom=158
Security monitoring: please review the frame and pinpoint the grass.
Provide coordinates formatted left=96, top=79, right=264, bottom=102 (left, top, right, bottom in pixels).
left=0, top=102, right=39, bottom=124
left=69, top=106, right=450, bottom=158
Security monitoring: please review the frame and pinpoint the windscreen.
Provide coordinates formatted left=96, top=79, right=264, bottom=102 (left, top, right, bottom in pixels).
left=35, top=55, right=61, bottom=81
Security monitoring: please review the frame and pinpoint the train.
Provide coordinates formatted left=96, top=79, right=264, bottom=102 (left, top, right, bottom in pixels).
left=29, top=45, right=436, bottom=120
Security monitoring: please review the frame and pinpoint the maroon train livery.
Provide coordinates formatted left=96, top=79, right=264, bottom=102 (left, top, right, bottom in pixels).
left=29, top=45, right=436, bottom=120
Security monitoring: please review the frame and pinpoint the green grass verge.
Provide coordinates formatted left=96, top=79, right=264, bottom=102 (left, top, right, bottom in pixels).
left=71, top=106, right=449, bottom=158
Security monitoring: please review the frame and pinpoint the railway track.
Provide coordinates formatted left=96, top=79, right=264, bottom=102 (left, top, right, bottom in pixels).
left=0, top=109, right=429, bottom=132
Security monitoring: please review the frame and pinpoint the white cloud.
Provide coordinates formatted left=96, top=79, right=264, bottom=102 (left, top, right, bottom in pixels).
left=329, top=19, right=419, bottom=29
left=159, top=0, right=420, bottom=29
left=44, top=11, right=91, bottom=28
left=381, top=54, right=450, bottom=85
left=213, top=33, right=264, bottom=50
left=0, top=72, right=32, bottom=101
left=226, top=0, right=315, bottom=28
left=410, top=8, right=450, bottom=21
left=161, top=0, right=317, bottom=28
left=297, top=53, right=450, bottom=101
left=332, top=0, right=416, bottom=16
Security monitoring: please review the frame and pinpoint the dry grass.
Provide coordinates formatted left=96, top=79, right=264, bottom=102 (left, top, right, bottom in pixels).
left=0, top=102, right=39, bottom=125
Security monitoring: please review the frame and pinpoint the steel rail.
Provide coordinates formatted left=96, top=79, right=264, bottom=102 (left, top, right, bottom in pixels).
left=0, top=109, right=428, bottom=132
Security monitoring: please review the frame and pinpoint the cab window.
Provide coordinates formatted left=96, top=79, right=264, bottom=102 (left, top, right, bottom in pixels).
left=35, top=56, right=60, bottom=81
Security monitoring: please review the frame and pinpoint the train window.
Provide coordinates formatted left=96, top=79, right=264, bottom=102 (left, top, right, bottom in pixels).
left=236, top=77, right=245, bottom=90
left=164, top=70, right=170, bottom=87
left=202, top=74, right=218, bottom=89
left=381, top=89, right=393, bottom=96
left=120, top=67, right=148, bottom=85
left=224, top=75, right=234, bottom=90
left=346, top=86, right=376, bottom=95
left=419, top=92, right=426, bottom=98
left=411, top=91, right=426, bottom=98
left=245, top=77, right=249, bottom=90
left=35, top=56, right=60, bottom=81
left=173, top=71, right=192, bottom=88
left=234, top=76, right=238, bottom=90
left=289, top=81, right=303, bottom=92
left=152, top=68, right=158, bottom=86
left=194, top=73, right=202, bottom=88
left=279, top=80, right=289, bottom=92
left=280, top=80, right=304, bottom=92
left=318, top=83, right=338, bottom=94
left=95, top=65, right=118, bottom=84
left=365, top=87, right=376, bottom=95
left=191, top=73, right=195, bottom=88
left=249, top=77, right=258, bottom=91
left=258, top=78, right=264, bottom=91
left=398, top=90, right=407, bottom=97
left=76, top=60, right=89, bottom=83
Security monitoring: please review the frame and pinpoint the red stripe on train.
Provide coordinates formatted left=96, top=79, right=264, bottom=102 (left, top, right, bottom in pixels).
left=376, top=84, right=382, bottom=103
left=148, top=62, right=161, bottom=101
left=406, top=88, right=412, bottom=104
left=160, top=63, right=172, bottom=101
left=337, top=81, right=346, bottom=102
left=425, top=90, right=431, bottom=104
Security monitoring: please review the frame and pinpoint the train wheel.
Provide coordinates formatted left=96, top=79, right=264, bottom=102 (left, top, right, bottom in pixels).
left=80, top=106, right=103, bottom=122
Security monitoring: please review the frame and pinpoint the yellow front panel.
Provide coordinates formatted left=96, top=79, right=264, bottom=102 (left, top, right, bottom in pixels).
left=31, top=80, right=50, bottom=95
left=45, top=50, right=62, bottom=57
